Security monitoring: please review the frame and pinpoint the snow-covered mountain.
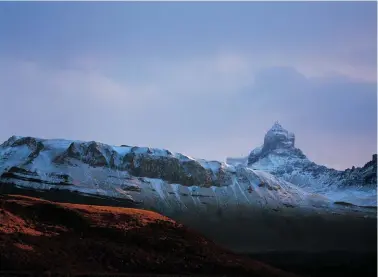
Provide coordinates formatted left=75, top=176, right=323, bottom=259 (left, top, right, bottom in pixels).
left=227, top=122, right=377, bottom=206
left=0, top=135, right=329, bottom=210
left=0, top=133, right=376, bottom=254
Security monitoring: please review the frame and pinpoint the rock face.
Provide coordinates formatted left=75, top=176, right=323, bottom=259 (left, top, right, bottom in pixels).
left=53, top=140, right=233, bottom=188
left=357, top=154, right=377, bottom=185
left=227, top=123, right=377, bottom=206
left=263, top=121, right=295, bottom=150
left=248, top=122, right=306, bottom=165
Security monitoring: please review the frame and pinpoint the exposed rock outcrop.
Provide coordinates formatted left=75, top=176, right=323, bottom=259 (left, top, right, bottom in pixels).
left=241, top=123, right=377, bottom=190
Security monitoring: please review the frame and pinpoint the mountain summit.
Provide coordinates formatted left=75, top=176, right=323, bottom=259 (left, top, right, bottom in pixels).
left=227, top=122, right=377, bottom=206
left=248, top=122, right=306, bottom=165
left=264, top=121, right=295, bottom=149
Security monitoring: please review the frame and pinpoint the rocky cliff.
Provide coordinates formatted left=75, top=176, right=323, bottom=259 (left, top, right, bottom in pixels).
left=226, top=123, right=377, bottom=206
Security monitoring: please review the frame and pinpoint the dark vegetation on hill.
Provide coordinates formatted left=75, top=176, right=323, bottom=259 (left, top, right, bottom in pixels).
left=0, top=194, right=298, bottom=277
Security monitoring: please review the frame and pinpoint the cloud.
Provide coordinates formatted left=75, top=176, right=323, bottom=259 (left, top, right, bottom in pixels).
left=1, top=59, right=156, bottom=107
left=144, top=53, right=254, bottom=97
left=0, top=59, right=157, bottom=145
left=233, top=66, right=376, bottom=169
left=0, top=2, right=375, bottom=171
left=0, top=57, right=375, bottom=170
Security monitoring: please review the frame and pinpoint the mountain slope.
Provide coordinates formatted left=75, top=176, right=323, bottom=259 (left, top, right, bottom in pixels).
left=0, top=194, right=299, bottom=276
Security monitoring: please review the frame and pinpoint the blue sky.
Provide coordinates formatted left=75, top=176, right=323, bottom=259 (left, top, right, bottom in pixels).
left=0, top=2, right=376, bottom=169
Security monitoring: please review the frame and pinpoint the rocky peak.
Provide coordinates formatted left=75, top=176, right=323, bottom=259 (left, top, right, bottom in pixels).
left=263, top=121, right=295, bottom=151
left=246, top=122, right=306, bottom=166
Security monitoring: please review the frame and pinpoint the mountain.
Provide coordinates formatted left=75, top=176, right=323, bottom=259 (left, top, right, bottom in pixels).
left=0, top=135, right=329, bottom=208
left=0, top=134, right=376, bottom=255
left=227, top=122, right=377, bottom=207
left=0, top=194, right=298, bottom=277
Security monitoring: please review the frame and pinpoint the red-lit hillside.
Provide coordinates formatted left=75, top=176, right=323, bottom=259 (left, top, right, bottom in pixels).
left=0, top=194, right=298, bottom=277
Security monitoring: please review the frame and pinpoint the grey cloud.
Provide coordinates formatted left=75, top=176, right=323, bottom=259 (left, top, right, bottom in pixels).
left=0, top=61, right=375, bottom=170
left=345, top=46, right=377, bottom=68
left=231, top=67, right=376, bottom=168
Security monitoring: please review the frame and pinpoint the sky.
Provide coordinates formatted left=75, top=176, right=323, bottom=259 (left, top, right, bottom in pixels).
left=0, top=2, right=376, bottom=170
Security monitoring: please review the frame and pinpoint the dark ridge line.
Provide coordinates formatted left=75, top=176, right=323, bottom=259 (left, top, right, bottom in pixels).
left=333, top=201, right=377, bottom=210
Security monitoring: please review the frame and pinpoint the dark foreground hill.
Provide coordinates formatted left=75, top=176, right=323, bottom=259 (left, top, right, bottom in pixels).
left=0, top=194, right=299, bottom=277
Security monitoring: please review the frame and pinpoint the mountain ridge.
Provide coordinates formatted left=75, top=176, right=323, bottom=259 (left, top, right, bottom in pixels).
left=0, top=127, right=376, bottom=255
